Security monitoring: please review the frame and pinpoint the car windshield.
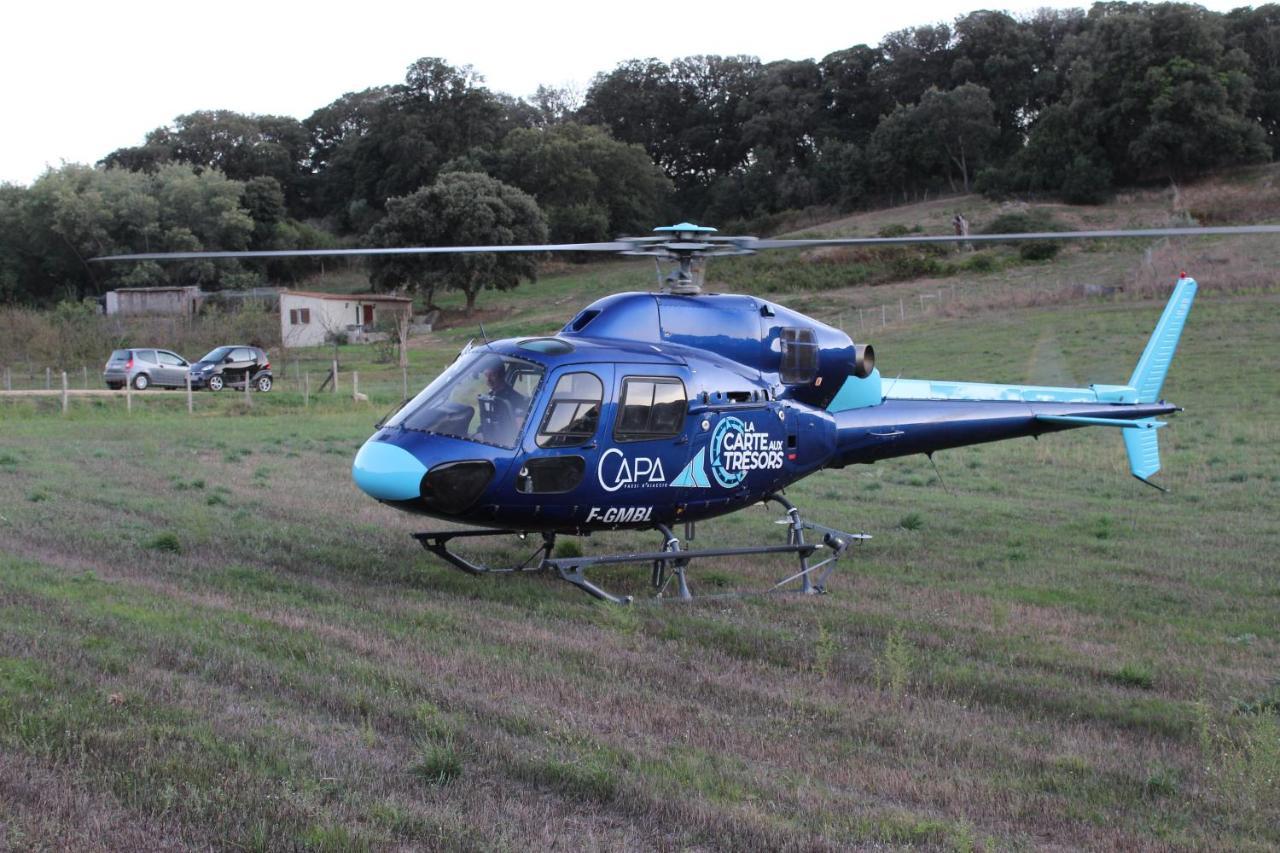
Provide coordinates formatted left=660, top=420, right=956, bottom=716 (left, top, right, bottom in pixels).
left=199, top=346, right=233, bottom=363
left=109, top=349, right=130, bottom=361
left=385, top=352, right=544, bottom=449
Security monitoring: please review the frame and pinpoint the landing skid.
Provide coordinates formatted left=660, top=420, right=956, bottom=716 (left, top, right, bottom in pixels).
left=411, top=494, right=869, bottom=604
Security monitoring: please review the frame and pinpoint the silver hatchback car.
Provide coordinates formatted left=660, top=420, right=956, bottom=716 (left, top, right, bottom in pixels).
left=103, top=348, right=191, bottom=390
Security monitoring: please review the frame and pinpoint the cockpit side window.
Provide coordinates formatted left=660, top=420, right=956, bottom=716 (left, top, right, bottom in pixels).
left=779, top=327, right=818, bottom=384
left=614, top=377, right=686, bottom=442
left=536, top=372, right=604, bottom=448
left=386, top=352, right=544, bottom=449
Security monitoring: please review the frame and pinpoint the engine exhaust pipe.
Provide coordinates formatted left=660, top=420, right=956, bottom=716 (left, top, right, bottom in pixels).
left=852, top=343, right=875, bottom=378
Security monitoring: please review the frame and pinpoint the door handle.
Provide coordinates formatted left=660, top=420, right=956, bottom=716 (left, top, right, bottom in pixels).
left=869, top=428, right=904, bottom=437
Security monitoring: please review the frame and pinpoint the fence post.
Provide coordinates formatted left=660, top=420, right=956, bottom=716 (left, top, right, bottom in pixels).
left=186, top=373, right=193, bottom=415
left=401, top=365, right=408, bottom=400
left=304, top=371, right=310, bottom=408
left=331, top=359, right=338, bottom=394
left=82, top=365, right=88, bottom=389
left=45, top=367, right=51, bottom=389
left=900, top=298, right=905, bottom=321
left=61, top=371, right=68, bottom=415
left=245, top=369, right=252, bottom=407
left=126, top=380, right=132, bottom=414
left=353, top=371, right=359, bottom=401
left=882, top=305, right=887, bottom=326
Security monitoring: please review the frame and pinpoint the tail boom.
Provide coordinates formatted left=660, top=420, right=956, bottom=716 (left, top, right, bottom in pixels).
left=829, top=399, right=1178, bottom=467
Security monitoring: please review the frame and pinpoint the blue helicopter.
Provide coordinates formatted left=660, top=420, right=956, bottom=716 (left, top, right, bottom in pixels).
left=100, top=222, right=1280, bottom=602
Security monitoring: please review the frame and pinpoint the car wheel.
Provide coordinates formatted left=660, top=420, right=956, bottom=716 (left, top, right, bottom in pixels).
left=208, top=375, right=224, bottom=392
left=256, top=375, right=272, bottom=392
left=132, top=374, right=150, bottom=391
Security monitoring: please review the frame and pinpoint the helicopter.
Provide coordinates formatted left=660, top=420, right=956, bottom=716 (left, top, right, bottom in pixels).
left=98, top=221, right=1280, bottom=603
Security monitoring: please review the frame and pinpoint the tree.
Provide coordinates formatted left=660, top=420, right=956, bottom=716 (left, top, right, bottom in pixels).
left=312, top=59, right=506, bottom=228
left=913, top=84, right=999, bottom=193
left=582, top=59, right=683, bottom=179
left=488, top=123, right=671, bottom=242
left=529, top=84, right=584, bottom=126
left=102, top=111, right=310, bottom=212
left=949, top=11, right=1042, bottom=155
left=2, top=163, right=257, bottom=303
left=741, top=60, right=826, bottom=172
left=365, top=173, right=547, bottom=315
left=1059, top=3, right=1266, bottom=183
left=1225, top=4, right=1280, bottom=156
left=873, top=24, right=955, bottom=106
left=983, top=103, right=1114, bottom=203
left=819, top=45, right=895, bottom=145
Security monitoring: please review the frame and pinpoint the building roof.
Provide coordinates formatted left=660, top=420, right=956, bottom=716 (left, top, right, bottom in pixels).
left=113, top=286, right=202, bottom=294
left=281, top=289, right=413, bottom=303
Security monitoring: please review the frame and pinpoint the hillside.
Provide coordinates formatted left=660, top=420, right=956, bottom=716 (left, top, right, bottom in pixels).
left=1, top=173, right=1278, bottom=849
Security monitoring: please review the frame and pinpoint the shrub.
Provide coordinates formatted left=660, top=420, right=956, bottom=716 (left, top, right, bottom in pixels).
left=982, top=210, right=1063, bottom=260
left=1110, top=662, right=1155, bottom=689
left=411, top=737, right=463, bottom=786
left=554, top=539, right=584, bottom=559
left=875, top=630, right=914, bottom=697
left=145, top=532, right=182, bottom=553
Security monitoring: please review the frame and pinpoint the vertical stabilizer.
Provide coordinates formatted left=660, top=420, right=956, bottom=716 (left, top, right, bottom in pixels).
left=1122, top=276, right=1195, bottom=489
left=1129, top=276, right=1197, bottom=403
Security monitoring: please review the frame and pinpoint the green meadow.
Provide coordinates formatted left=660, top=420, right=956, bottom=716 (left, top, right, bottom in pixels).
left=2, top=199, right=1279, bottom=849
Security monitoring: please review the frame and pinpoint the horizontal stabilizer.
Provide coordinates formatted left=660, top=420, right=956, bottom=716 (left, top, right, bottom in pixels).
left=1035, top=415, right=1166, bottom=429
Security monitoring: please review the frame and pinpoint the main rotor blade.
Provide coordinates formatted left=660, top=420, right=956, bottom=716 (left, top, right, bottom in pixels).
left=90, top=223, right=1280, bottom=263
left=748, top=224, right=1280, bottom=249
left=91, top=241, right=634, bottom=263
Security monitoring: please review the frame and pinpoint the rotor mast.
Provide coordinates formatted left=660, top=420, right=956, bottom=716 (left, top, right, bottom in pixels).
left=620, top=223, right=756, bottom=295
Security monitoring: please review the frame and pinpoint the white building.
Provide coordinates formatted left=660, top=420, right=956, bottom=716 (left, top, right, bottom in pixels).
left=279, top=290, right=414, bottom=348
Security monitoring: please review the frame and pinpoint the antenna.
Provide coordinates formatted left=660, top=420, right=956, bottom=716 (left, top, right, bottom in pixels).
left=927, top=452, right=952, bottom=496
left=478, top=322, right=491, bottom=347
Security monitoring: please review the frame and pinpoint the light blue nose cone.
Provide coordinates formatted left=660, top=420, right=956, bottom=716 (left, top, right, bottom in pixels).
left=352, top=440, right=427, bottom=501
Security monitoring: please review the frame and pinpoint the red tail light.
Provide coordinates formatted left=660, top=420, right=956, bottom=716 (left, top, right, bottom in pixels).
left=262, top=361, right=270, bottom=369
left=125, top=358, right=134, bottom=369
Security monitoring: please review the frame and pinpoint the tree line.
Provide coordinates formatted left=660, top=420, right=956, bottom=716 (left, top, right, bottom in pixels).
left=1, top=2, right=1276, bottom=309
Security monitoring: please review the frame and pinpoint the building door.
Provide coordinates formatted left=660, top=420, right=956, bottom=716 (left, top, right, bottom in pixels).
left=362, top=305, right=374, bottom=326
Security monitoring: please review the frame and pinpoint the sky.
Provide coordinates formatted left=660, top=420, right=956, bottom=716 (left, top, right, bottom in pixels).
left=2, top=0, right=1255, bottom=186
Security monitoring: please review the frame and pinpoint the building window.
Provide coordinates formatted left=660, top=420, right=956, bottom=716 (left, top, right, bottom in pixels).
left=615, top=377, right=686, bottom=442
left=289, top=308, right=311, bottom=325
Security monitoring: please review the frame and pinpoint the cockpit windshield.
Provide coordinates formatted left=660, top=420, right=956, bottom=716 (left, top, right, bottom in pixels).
left=384, top=352, right=544, bottom=449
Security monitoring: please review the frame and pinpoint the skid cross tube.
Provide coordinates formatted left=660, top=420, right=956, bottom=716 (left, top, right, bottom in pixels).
left=411, top=495, right=868, bottom=603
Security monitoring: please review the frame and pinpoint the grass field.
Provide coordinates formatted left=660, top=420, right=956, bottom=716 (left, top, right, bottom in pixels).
left=2, top=193, right=1279, bottom=849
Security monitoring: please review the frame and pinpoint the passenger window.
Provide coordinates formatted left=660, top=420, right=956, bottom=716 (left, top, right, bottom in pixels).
left=615, top=377, right=686, bottom=442
left=780, top=328, right=818, bottom=383
left=516, top=456, right=586, bottom=494
left=537, top=373, right=603, bottom=448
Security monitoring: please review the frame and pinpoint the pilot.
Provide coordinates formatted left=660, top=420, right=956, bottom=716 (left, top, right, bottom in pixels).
left=478, top=361, right=528, bottom=442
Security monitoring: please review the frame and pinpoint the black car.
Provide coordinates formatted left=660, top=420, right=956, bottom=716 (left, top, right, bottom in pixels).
left=189, top=346, right=273, bottom=392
